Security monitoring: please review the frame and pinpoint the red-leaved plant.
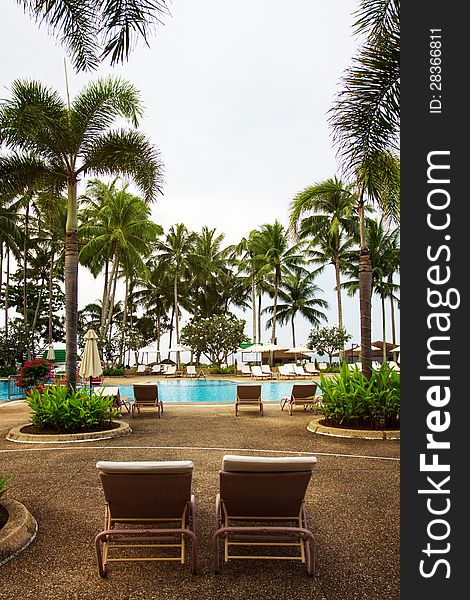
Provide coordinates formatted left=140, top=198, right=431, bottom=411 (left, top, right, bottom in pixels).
left=16, top=358, right=52, bottom=394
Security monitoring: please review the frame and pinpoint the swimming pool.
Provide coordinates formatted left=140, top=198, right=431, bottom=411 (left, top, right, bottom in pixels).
left=0, top=379, right=317, bottom=403
left=117, top=379, right=316, bottom=404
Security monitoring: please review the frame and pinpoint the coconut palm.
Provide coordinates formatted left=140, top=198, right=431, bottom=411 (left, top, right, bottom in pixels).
left=156, top=224, right=195, bottom=366
left=79, top=179, right=162, bottom=346
left=250, top=221, right=305, bottom=345
left=263, top=268, right=328, bottom=347
left=289, top=177, right=359, bottom=359
left=329, top=0, right=400, bottom=376
left=18, top=0, right=171, bottom=72
left=0, top=77, right=164, bottom=389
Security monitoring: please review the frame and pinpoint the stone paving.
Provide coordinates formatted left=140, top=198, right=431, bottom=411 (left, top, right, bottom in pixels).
left=0, top=394, right=400, bottom=600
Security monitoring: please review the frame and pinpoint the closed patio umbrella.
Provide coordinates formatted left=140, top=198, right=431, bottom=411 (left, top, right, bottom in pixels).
left=46, top=344, right=55, bottom=361
left=79, top=329, right=103, bottom=394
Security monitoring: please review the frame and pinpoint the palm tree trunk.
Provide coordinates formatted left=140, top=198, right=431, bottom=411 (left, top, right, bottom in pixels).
left=358, top=194, right=373, bottom=378
left=334, top=256, right=345, bottom=362
left=48, top=248, right=55, bottom=344
left=291, top=318, right=296, bottom=348
left=31, top=275, right=46, bottom=359
left=119, top=275, right=129, bottom=365
left=251, top=270, right=257, bottom=343
left=389, top=275, right=396, bottom=345
left=65, top=181, right=79, bottom=391
left=257, top=291, right=262, bottom=343
left=381, top=294, right=387, bottom=362
left=167, top=305, right=175, bottom=359
left=270, top=269, right=280, bottom=345
left=4, top=244, right=10, bottom=343
left=23, top=201, right=31, bottom=360
left=100, top=259, right=110, bottom=331
left=174, top=274, right=180, bottom=369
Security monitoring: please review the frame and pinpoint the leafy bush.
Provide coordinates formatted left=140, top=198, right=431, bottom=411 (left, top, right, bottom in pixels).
left=0, top=473, right=12, bottom=499
left=103, top=367, right=125, bottom=376
left=208, top=365, right=236, bottom=374
left=319, top=363, right=400, bottom=429
left=16, top=358, right=52, bottom=391
left=26, top=385, right=118, bottom=433
left=0, top=365, right=18, bottom=377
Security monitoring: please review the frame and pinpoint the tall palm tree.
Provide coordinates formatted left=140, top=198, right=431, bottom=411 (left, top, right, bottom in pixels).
left=263, top=268, right=328, bottom=347
left=329, top=0, right=400, bottom=376
left=79, top=179, right=162, bottom=347
left=0, top=77, right=164, bottom=389
left=289, top=177, right=358, bottom=360
left=250, top=221, right=305, bottom=345
left=18, top=0, right=171, bottom=72
left=156, top=224, right=195, bottom=366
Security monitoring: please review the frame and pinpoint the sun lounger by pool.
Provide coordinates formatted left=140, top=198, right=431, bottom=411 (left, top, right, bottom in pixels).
left=136, top=364, right=149, bottom=375
left=261, top=364, right=274, bottom=378
left=240, top=365, right=252, bottom=377
left=250, top=365, right=270, bottom=379
left=293, top=365, right=310, bottom=379
left=186, top=365, right=197, bottom=378
left=164, top=365, right=177, bottom=377
left=94, top=460, right=197, bottom=576
left=212, top=454, right=317, bottom=575
left=235, top=384, right=263, bottom=416
left=94, top=386, right=131, bottom=415
left=132, top=384, right=163, bottom=418
left=305, top=363, right=320, bottom=375
left=278, top=364, right=296, bottom=379
left=281, top=383, right=322, bottom=416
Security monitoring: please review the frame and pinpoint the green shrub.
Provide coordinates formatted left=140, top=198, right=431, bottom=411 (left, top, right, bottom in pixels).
left=319, top=363, right=400, bottom=429
left=26, top=385, right=118, bottom=433
left=0, top=365, right=18, bottom=377
left=102, top=367, right=125, bottom=376
left=0, top=473, right=12, bottom=499
left=208, top=365, right=236, bottom=374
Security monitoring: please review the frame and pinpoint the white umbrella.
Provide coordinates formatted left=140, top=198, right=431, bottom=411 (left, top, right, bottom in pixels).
left=168, top=344, right=191, bottom=370
left=286, top=345, right=314, bottom=354
left=261, top=343, right=287, bottom=352
left=391, top=345, right=400, bottom=352
left=46, top=344, right=55, bottom=361
left=244, top=344, right=266, bottom=353
left=79, top=329, right=103, bottom=394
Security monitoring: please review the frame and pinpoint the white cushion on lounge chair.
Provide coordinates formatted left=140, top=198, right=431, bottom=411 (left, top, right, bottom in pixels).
left=95, top=386, right=119, bottom=396
left=96, top=460, right=194, bottom=474
left=222, top=454, right=317, bottom=473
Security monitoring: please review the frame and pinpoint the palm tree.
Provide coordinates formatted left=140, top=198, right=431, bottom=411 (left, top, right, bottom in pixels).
left=0, top=77, right=164, bottom=389
left=250, top=221, right=305, bottom=345
left=156, top=224, right=195, bottom=367
left=263, top=268, right=328, bottom=347
left=79, top=179, right=162, bottom=347
left=329, top=0, right=400, bottom=376
left=18, top=0, right=171, bottom=72
left=289, top=177, right=358, bottom=360
left=342, top=217, right=400, bottom=361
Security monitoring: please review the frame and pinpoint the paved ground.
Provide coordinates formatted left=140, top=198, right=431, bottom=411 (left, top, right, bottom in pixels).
left=0, top=391, right=399, bottom=600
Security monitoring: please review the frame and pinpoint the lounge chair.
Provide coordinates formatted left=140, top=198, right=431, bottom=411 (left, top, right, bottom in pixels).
left=136, top=364, right=149, bottom=375
left=388, top=361, right=400, bottom=373
left=281, top=384, right=321, bottom=416
left=372, top=361, right=381, bottom=370
left=250, top=365, right=270, bottom=380
left=293, top=365, right=310, bottom=379
left=235, top=384, right=263, bottom=416
left=165, top=365, right=177, bottom=378
left=306, top=363, right=321, bottom=374
left=150, top=364, right=162, bottom=375
left=186, top=365, right=197, bottom=378
left=94, top=460, right=197, bottom=576
left=261, top=364, right=274, bottom=379
left=212, top=454, right=317, bottom=575
left=132, top=384, right=163, bottom=418
left=94, top=386, right=131, bottom=415
left=278, top=364, right=296, bottom=379
left=240, top=365, right=252, bottom=377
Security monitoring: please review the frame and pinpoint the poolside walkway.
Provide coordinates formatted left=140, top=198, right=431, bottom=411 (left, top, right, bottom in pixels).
left=0, top=395, right=399, bottom=600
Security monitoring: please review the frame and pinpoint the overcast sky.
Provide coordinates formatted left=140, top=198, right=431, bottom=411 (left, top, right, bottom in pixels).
left=1, top=0, right=399, bottom=357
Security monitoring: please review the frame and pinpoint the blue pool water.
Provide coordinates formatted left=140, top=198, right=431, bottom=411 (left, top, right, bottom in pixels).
left=0, top=379, right=317, bottom=403
left=119, top=379, right=316, bottom=404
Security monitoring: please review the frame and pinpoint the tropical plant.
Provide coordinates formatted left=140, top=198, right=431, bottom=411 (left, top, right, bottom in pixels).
left=26, top=385, right=118, bottom=432
left=16, top=357, right=52, bottom=391
left=329, top=0, right=400, bottom=376
left=17, top=0, right=171, bottom=72
left=0, top=77, right=164, bottom=390
left=250, top=220, right=305, bottom=345
left=289, top=177, right=358, bottom=359
left=263, top=268, right=328, bottom=347
left=319, top=362, right=400, bottom=429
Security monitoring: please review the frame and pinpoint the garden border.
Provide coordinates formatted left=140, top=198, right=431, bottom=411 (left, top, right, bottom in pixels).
left=6, top=421, right=131, bottom=444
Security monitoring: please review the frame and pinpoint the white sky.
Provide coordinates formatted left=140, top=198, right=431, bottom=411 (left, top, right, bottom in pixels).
left=0, top=0, right=399, bottom=358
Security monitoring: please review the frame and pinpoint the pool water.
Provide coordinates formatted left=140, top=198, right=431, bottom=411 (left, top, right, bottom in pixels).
left=0, top=379, right=317, bottom=403
left=120, top=379, right=316, bottom=403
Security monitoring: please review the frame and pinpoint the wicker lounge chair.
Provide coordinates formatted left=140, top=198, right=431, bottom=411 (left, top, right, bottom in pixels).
left=94, top=460, right=197, bottom=576
left=132, top=384, right=163, bottom=418
left=235, top=384, right=263, bottom=416
left=281, top=384, right=321, bottom=416
left=212, top=454, right=317, bottom=575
